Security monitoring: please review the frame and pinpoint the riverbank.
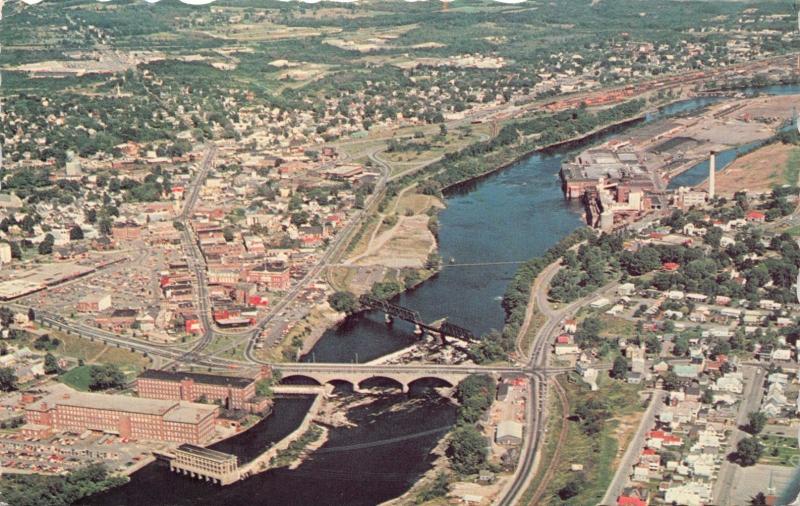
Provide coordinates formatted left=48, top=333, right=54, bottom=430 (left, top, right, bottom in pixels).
left=441, top=113, right=647, bottom=194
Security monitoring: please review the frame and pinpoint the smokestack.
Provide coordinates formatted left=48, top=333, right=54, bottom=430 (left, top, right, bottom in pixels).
left=708, top=151, right=716, bottom=201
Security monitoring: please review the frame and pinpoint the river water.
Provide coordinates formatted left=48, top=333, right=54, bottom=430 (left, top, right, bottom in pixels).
left=304, top=95, right=728, bottom=365
left=86, top=86, right=799, bottom=506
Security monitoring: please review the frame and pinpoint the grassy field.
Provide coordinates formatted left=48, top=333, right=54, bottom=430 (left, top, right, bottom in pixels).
left=785, top=147, right=800, bottom=187
left=345, top=214, right=381, bottom=259
left=598, top=314, right=638, bottom=340
left=16, top=328, right=151, bottom=374
left=784, top=224, right=800, bottom=237
left=530, top=374, right=645, bottom=505
left=758, top=434, right=800, bottom=467
left=59, top=365, right=93, bottom=391
left=519, top=304, right=546, bottom=359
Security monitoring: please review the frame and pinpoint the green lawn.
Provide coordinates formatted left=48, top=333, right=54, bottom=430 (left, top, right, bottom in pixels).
left=785, top=147, right=800, bottom=186
left=59, top=365, right=93, bottom=391
left=598, top=315, right=637, bottom=340
left=784, top=224, right=800, bottom=237
left=759, top=434, right=800, bottom=467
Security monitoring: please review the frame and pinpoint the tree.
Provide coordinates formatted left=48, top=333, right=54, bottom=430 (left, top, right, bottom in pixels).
left=447, top=425, right=488, bottom=474
left=704, top=226, right=723, bottom=248
left=736, top=437, right=763, bottom=466
left=27, top=307, right=35, bottom=322
left=558, top=477, right=582, bottom=500
left=327, top=291, right=358, bottom=314
left=672, top=335, right=689, bottom=356
left=745, top=411, right=767, bottom=435
left=661, top=371, right=683, bottom=391
left=290, top=211, right=309, bottom=226
left=69, top=225, right=84, bottom=241
left=43, top=353, right=61, bottom=375
left=575, top=317, right=603, bottom=349
left=88, top=364, right=126, bottom=391
left=370, top=281, right=402, bottom=300
left=37, top=233, right=54, bottom=255
left=610, top=355, right=628, bottom=379
left=574, top=397, right=608, bottom=435
left=416, top=472, right=450, bottom=503
left=99, top=217, right=112, bottom=236
left=425, top=252, right=442, bottom=270
left=0, top=462, right=125, bottom=506
left=0, top=367, right=18, bottom=392
left=456, top=375, right=496, bottom=424
left=750, top=492, right=768, bottom=506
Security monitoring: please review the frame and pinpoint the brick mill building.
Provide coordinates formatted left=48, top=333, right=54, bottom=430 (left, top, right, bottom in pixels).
left=135, top=369, right=270, bottom=413
left=24, top=386, right=218, bottom=444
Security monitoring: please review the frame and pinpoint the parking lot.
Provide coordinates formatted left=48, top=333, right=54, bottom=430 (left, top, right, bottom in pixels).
left=0, top=430, right=161, bottom=476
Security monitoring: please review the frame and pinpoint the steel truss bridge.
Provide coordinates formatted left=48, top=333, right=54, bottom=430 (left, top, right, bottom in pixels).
left=358, top=294, right=475, bottom=343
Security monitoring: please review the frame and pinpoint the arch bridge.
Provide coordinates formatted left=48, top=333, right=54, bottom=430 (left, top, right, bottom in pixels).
left=274, top=363, right=523, bottom=393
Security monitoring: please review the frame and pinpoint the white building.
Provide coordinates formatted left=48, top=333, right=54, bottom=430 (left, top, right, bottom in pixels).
left=0, top=243, right=11, bottom=264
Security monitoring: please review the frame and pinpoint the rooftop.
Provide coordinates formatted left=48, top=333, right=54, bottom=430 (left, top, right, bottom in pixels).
left=176, top=443, right=238, bottom=463
left=138, top=369, right=255, bottom=389
left=28, top=386, right=217, bottom=421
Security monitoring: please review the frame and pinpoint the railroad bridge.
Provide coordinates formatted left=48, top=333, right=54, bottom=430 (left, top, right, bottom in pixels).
left=358, top=295, right=475, bottom=344
left=274, top=363, right=523, bottom=393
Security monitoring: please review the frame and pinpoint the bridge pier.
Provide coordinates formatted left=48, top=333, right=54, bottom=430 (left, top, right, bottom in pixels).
left=384, top=313, right=393, bottom=325
left=413, top=324, right=423, bottom=336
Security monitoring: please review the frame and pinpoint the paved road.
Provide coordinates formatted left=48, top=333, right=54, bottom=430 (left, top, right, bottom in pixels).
left=600, top=390, right=666, bottom=505
left=713, top=365, right=767, bottom=505
left=499, top=257, right=620, bottom=506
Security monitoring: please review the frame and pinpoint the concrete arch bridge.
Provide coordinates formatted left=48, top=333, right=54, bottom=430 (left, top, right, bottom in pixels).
left=274, top=363, right=524, bottom=393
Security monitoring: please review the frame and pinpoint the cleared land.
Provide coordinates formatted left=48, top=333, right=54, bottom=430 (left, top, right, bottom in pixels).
left=352, top=215, right=436, bottom=269
left=348, top=191, right=442, bottom=269
left=698, top=142, right=796, bottom=195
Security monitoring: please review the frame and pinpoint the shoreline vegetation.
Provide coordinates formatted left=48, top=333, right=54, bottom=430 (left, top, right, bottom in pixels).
left=0, top=463, right=128, bottom=506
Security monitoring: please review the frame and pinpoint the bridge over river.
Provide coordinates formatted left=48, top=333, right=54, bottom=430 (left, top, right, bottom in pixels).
left=272, top=363, right=576, bottom=393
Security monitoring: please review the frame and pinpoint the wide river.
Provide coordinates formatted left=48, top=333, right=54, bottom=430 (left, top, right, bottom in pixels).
left=86, top=85, right=798, bottom=506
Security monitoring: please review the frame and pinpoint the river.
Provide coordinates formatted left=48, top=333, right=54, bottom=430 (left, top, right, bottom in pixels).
left=86, top=86, right=799, bottom=506
left=304, top=95, right=728, bottom=365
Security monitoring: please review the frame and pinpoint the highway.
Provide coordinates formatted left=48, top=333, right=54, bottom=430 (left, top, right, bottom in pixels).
left=27, top=307, right=240, bottom=369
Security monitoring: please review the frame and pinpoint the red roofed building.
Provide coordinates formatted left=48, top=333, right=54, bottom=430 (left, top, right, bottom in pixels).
left=647, top=430, right=683, bottom=446
left=617, top=487, right=649, bottom=506
left=662, top=262, right=680, bottom=272
left=746, top=211, right=766, bottom=222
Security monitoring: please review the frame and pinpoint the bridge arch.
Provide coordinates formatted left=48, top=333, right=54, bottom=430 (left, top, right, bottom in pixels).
left=325, top=379, right=356, bottom=392
left=407, top=377, right=454, bottom=391
left=357, top=376, right=406, bottom=392
left=279, top=374, right=322, bottom=386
